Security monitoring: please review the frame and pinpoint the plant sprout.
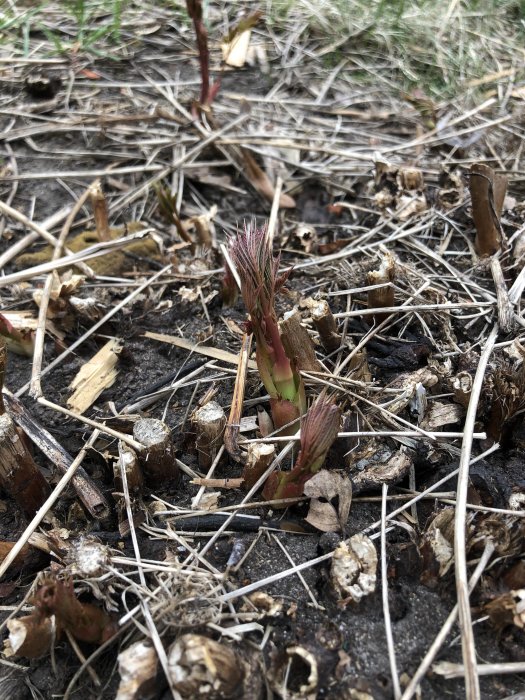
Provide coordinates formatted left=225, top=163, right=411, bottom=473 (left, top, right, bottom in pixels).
left=263, top=392, right=341, bottom=503
left=229, top=222, right=306, bottom=429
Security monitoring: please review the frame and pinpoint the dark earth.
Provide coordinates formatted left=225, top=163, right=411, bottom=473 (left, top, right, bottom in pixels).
left=1, top=4, right=525, bottom=699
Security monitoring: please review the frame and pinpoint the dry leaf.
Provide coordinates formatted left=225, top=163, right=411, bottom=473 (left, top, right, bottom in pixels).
left=33, top=270, right=85, bottom=319
left=351, top=448, right=412, bottom=494
left=378, top=367, right=438, bottom=415
left=331, top=535, right=377, bottom=605
left=294, top=224, right=318, bottom=254
left=187, top=167, right=236, bottom=190
left=221, top=11, right=262, bottom=68
left=452, top=371, right=473, bottom=408
left=222, top=317, right=244, bottom=336
left=191, top=491, right=220, bottom=511
left=116, top=641, right=158, bottom=700
left=67, top=339, right=122, bottom=414
left=420, top=508, right=455, bottom=587
left=408, top=382, right=427, bottom=423
left=396, top=193, right=427, bottom=220
left=240, top=148, right=296, bottom=209
left=246, top=43, right=269, bottom=73
left=244, top=592, right=283, bottom=618
left=304, top=470, right=352, bottom=532
left=221, top=29, right=252, bottom=67
left=485, top=589, right=525, bottom=632
left=145, top=332, right=257, bottom=369
left=178, top=286, right=200, bottom=302
left=420, top=401, right=464, bottom=429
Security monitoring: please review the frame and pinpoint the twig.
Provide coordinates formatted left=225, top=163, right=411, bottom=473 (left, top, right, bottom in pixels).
left=433, top=660, right=525, bottom=679
left=381, top=484, right=401, bottom=699
left=118, top=435, right=181, bottom=699
left=454, top=323, right=498, bottom=700
left=30, top=181, right=95, bottom=398
left=224, top=332, right=252, bottom=461
left=3, top=391, right=109, bottom=519
left=333, top=301, right=494, bottom=317
left=490, top=257, right=514, bottom=333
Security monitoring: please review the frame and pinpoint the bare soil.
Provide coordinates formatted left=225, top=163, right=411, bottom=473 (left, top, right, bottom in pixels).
left=1, top=6, right=525, bottom=700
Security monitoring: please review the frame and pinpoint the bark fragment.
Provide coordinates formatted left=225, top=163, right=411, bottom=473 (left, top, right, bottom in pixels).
left=469, top=162, right=507, bottom=256
left=0, top=412, right=50, bottom=517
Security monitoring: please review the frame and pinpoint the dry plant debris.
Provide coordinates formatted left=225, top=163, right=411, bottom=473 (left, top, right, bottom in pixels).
left=1, top=0, right=525, bottom=698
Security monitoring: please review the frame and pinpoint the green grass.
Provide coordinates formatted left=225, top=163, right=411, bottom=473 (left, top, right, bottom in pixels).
left=2, top=0, right=524, bottom=100
left=1, top=0, right=124, bottom=57
left=267, top=0, right=525, bottom=99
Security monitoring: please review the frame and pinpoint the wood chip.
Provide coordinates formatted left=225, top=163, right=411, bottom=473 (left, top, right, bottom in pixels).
left=67, top=339, right=122, bottom=414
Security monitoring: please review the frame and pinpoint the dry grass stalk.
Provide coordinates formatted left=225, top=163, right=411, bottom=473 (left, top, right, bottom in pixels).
left=192, top=400, right=226, bottom=469
left=89, top=181, right=110, bottom=242
left=0, top=337, right=5, bottom=415
left=381, top=484, right=401, bottom=698
left=454, top=324, right=498, bottom=700
left=224, top=332, right=252, bottom=461
left=114, top=441, right=145, bottom=537
left=190, top=476, right=243, bottom=488
left=311, top=299, right=341, bottom=353
left=367, top=253, right=396, bottom=323
left=470, top=163, right=508, bottom=256
left=242, top=442, right=276, bottom=491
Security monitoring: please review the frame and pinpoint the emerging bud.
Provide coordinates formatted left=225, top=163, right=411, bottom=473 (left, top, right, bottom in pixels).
left=263, top=393, right=341, bottom=503
left=229, top=223, right=305, bottom=428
